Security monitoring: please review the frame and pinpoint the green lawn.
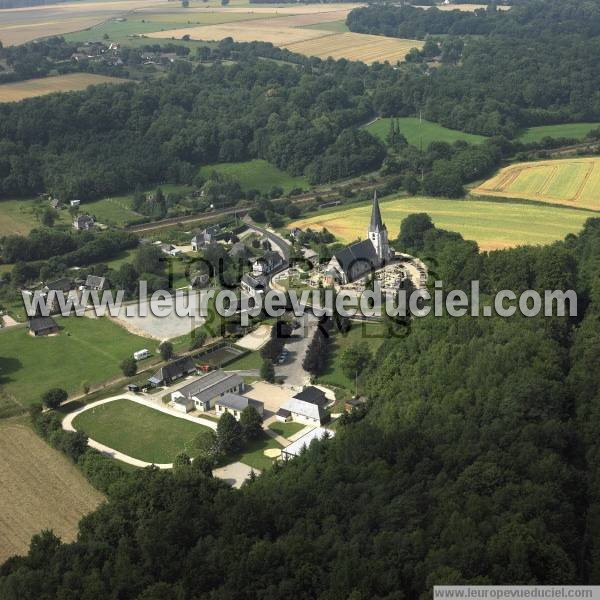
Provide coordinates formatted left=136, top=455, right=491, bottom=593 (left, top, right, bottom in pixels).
left=268, top=421, right=305, bottom=439
left=83, top=195, right=141, bottom=226
left=0, top=317, right=153, bottom=408
left=104, top=248, right=137, bottom=270
left=73, top=399, right=211, bottom=464
left=317, top=322, right=386, bottom=390
left=518, top=123, right=599, bottom=144
left=224, top=434, right=283, bottom=471
left=199, top=159, right=309, bottom=194
left=0, top=198, right=70, bottom=236
left=365, top=117, right=487, bottom=148
left=225, top=350, right=262, bottom=371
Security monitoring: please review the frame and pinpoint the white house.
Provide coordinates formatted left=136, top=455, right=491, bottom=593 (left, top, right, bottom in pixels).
left=277, top=386, right=329, bottom=426
left=215, top=393, right=264, bottom=421
left=171, top=370, right=244, bottom=413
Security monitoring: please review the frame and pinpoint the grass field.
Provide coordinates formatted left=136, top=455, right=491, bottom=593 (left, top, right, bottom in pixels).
left=289, top=195, right=597, bottom=251
left=225, top=350, right=262, bottom=371
left=73, top=399, right=211, bottom=463
left=472, top=158, right=600, bottom=211
left=365, top=117, right=487, bottom=148
left=0, top=197, right=70, bottom=236
left=517, top=123, right=599, bottom=143
left=268, top=421, right=305, bottom=439
left=301, top=20, right=350, bottom=33
left=224, top=434, right=282, bottom=471
left=317, top=322, right=385, bottom=390
left=0, top=419, right=104, bottom=563
left=199, top=159, right=308, bottom=194
left=0, top=73, right=130, bottom=103
left=0, top=316, right=153, bottom=409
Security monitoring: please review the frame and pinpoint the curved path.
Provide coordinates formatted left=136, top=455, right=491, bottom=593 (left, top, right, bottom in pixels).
left=62, top=393, right=217, bottom=470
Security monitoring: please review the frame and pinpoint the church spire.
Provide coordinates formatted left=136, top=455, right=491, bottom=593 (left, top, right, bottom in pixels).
left=369, top=190, right=385, bottom=231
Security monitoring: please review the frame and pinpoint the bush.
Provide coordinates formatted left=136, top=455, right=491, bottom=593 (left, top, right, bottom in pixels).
left=41, top=388, right=67, bottom=409
left=120, top=358, right=137, bottom=377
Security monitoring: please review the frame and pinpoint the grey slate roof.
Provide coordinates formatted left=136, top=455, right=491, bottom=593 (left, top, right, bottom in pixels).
left=28, top=316, right=58, bottom=333
left=281, top=397, right=324, bottom=421
left=85, top=275, right=106, bottom=290
left=44, top=278, right=73, bottom=292
left=148, top=356, right=196, bottom=385
left=216, top=393, right=262, bottom=412
left=241, top=273, right=268, bottom=290
left=370, top=190, right=385, bottom=231
left=293, top=386, right=327, bottom=407
left=176, top=370, right=243, bottom=404
left=333, top=239, right=379, bottom=279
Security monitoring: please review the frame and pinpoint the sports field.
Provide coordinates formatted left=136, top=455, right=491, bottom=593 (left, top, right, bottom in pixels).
left=0, top=420, right=104, bottom=563
left=199, top=159, right=308, bottom=194
left=0, top=73, right=130, bottom=103
left=517, top=123, right=599, bottom=144
left=289, top=196, right=597, bottom=251
left=472, top=158, right=600, bottom=211
left=72, top=399, right=211, bottom=463
left=365, top=117, right=487, bottom=148
left=0, top=316, right=153, bottom=409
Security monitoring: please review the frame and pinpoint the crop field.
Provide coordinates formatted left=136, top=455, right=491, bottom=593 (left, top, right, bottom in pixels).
left=0, top=73, right=130, bottom=103
left=0, top=420, right=104, bottom=563
left=199, top=159, right=308, bottom=194
left=472, top=158, right=600, bottom=211
left=72, top=399, right=211, bottom=463
left=289, top=196, right=597, bottom=251
left=517, top=123, right=599, bottom=144
left=365, top=117, right=487, bottom=148
left=0, top=316, right=153, bottom=409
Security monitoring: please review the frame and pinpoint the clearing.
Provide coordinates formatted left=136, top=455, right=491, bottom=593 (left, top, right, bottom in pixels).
left=199, top=159, right=308, bottom=194
left=72, top=398, right=211, bottom=464
left=365, top=117, right=487, bottom=148
left=0, top=420, right=104, bottom=564
left=517, top=123, right=599, bottom=144
left=472, top=158, right=600, bottom=211
left=0, top=316, right=153, bottom=409
left=0, top=197, right=70, bottom=236
left=289, top=195, right=597, bottom=251
left=0, top=73, right=131, bottom=103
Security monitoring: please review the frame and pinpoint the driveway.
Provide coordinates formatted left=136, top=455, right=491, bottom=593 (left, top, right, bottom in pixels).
left=275, top=311, right=318, bottom=387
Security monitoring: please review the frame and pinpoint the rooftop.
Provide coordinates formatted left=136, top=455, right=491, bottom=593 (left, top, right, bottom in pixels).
left=176, top=370, right=243, bottom=403
left=282, top=427, right=335, bottom=457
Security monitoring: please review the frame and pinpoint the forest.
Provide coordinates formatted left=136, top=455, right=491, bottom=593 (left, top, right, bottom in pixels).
left=1, top=216, right=599, bottom=597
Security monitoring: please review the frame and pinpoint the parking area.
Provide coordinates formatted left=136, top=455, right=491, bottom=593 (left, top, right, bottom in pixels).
left=236, top=324, right=272, bottom=351
left=243, top=381, right=295, bottom=416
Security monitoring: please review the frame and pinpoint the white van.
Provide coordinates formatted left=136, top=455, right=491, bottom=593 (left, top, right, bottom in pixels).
left=133, top=349, right=150, bottom=361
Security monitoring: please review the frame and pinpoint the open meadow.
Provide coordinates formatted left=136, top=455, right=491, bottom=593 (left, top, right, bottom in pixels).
left=0, top=73, right=131, bottom=103
left=0, top=316, right=154, bottom=410
left=199, top=159, right=308, bottom=194
left=72, top=398, right=211, bottom=463
left=517, top=123, right=599, bottom=143
left=0, top=420, right=104, bottom=563
left=289, top=196, right=597, bottom=251
left=365, top=117, right=487, bottom=148
left=0, top=197, right=72, bottom=236
left=472, top=158, right=600, bottom=211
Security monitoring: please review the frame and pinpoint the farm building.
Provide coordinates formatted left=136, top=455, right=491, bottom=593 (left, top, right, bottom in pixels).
left=73, top=214, right=95, bottom=231
left=277, top=386, right=329, bottom=426
left=215, top=393, right=264, bottom=420
left=171, top=370, right=244, bottom=412
left=241, top=273, right=269, bottom=297
left=148, top=357, right=197, bottom=387
left=281, top=427, right=335, bottom=459
left=84, top=275, right=106, bottom=291
left=28, top=316, right=59, bottom=337
left=191, top=225, right=220, bottom=250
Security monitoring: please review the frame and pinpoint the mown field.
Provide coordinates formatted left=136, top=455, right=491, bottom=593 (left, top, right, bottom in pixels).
left=72, top=399, right=211, bottom=463
left=199, top=159, right=308, bottom=194
left=0, top=197, right=71, bottom=236
left=472, top=158, right=600, bottom=211
left=365, top=117, right=487, bottom=148
left=289, top=196, right=597, bottom=251
left=0, top=73, right=131, bottom=103
left=0, top=420, right=104, bottom=563
left=0, top=317, right=154, bottom=409
left=517, top=123, right=599, bottom=143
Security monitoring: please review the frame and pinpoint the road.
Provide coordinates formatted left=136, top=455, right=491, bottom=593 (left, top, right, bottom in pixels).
left=275, top=311, right=318, bottom=388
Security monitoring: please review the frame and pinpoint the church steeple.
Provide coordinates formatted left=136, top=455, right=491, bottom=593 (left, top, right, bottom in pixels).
left=368, top=190, right=389, bottom=263
left=369, top=190, right=385, bottom=231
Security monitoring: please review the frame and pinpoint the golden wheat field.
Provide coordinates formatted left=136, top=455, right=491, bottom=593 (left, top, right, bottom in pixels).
left=0, top=73, right=131, bottom=103
left=472, top=158, right=600, bottom=211
left=0, top=422, right=104, bottom=563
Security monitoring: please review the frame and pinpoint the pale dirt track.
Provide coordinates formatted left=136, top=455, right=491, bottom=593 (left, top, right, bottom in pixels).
left=0, top=422, right=105, bottom=563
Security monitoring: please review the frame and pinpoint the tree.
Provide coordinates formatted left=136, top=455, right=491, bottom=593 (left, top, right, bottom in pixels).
left=173, top=453, right=191, bottom=472
left=260, top=359, right=275, bottom=383
left=40, top=207, right=56, bottom=227
left=120, top=358, right=137, bottom=377
left=240, top=406, right=263, bottom=440
left=193, top=429, right=218, bottom=458
left=340, top=343, right=372, bottom=380
left=216, top=412, right=243, bottom=454
left=397, top=213, right=434, bottom=252
left=41, top=388, right=67, bottom=409
left=159, top=341, right=174, bottom=362
left=134, top=244, right=165, bottom=276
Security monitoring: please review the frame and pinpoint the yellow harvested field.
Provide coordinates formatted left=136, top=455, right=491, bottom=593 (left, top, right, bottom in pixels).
left=0, top=422, right=104, bottom=563
left=289, top=196, right=597, bottom=251
left=472, top=158, right=600, bottom=211
left=285, top=32, right=422, bottom=64
left=0, top=73, right=131, bottom=103
left=248, top=10, right=353, bottom=28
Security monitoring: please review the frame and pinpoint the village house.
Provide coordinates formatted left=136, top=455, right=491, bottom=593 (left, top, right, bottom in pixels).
left=252, top=251, right=284, bottom=276
left=277, top=386, right=329, bottom=426
left=28, top=316, right=59, bottom=337
left=241, top=273, right=269, bottom=297
left=84, top=275, right=106, bottom=291
left=171, top=370, right=244, bottom=413
left=191, top=225, right=220, bottom=251
left=147, top=357, right=197, bottom=387
left=214, top=393, right=264, bottom=421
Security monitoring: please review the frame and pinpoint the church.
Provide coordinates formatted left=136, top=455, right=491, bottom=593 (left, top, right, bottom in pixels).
left=325, top=191, right=391, bottom=285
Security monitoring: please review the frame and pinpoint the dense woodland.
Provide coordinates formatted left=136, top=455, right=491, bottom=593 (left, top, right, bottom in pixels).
left=2, top=217, right=600, bottom=597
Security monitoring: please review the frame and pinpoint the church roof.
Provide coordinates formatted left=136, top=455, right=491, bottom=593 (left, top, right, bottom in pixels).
left=369, top=191, right=385, bottom=231
left=333, top=239, right=379, bottom=278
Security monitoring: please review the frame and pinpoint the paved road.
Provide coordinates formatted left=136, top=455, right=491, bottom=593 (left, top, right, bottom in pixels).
left=275, top=311, right=318, bottom=388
